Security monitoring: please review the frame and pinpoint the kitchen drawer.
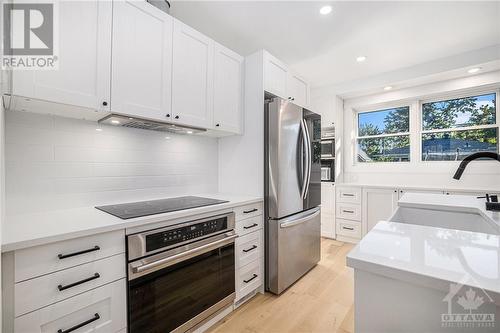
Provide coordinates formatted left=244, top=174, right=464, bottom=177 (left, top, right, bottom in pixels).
left=236, top=259, right=262, bottom=301
left=234, top=202, right=263, bottom=221
left=14, top=230, right=125, bottom=282
left=15, top=254, right=126, bottom=316
left=336, top=219, right=361, bottom=239
left=235, top=215, right=263, bottom=236
left=14, top=278, right=127, bottom=333
left=235, top=230, right=263, bottom=268
left=336, top=203, right=361, bottom=221
left=336, top=187, right=361, bottom=204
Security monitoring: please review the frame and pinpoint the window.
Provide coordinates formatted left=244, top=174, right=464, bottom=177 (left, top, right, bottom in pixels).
left=357, top=106, right=410, bottom=162
left=421, top=93, right=498, bottom=161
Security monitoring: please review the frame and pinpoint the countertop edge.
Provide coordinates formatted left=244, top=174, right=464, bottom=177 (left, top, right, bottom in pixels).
left=2, top=196, right=264, bottom=253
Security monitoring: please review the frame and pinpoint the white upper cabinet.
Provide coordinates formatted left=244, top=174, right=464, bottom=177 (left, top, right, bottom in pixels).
left=12, top=0, right=112, bottom=111
left=287, top=73, right=309, bottom=108
left=263, top=51, right=310, bottom=109
left=264, top=53, right=288, bottom=98
left=111, top=0, right=173, bottom=121
left=213, top=42, right=244, bottom=134
left=172, top=19, right=214, bottom=128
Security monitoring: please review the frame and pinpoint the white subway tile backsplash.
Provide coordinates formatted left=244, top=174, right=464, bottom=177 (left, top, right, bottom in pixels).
left=5, top=110, right=219, bottom=214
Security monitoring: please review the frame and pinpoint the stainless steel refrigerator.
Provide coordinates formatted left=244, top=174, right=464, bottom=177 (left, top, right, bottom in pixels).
left=264, top=93, right=321, bottom=295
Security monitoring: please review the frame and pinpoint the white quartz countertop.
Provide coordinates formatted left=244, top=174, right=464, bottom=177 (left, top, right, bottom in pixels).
left=2, top=193, right=263, bottom=252
left=347, top=221, right=500, bottom=296
left=347, top=193, right=500, bottom=298
left=336, top=182, right=500, bottom=193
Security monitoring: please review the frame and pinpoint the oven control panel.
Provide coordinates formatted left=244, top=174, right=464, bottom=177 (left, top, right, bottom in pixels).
left=145, top=217, right=228, bottom=253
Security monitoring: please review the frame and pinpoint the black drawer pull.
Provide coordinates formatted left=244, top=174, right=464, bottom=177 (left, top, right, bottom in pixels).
left=58, top=273, right=100, bottom=291
left=243, top=208, right=258, bottom=214
left=243, top=274, right=258, bottom=283
left=342, top=210, right=355, bottom=214
left=343, top=226, right=354, bottom=231
left=243, top=223, right=258, bottom=230
left=57, top=313, right=100, bottom=333
left=343, top=193, right=355, bottom=197
left=243, top=245, right=257, bottom=253
left=58, top=246, right=100, bottom=260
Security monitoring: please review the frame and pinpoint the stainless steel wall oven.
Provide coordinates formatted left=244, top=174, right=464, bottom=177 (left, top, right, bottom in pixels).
left=127, top=212, right=236, bottom=333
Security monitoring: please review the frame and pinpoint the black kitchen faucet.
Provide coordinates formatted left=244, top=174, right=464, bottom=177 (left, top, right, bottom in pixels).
left=453, top=152, right=500, bottom=212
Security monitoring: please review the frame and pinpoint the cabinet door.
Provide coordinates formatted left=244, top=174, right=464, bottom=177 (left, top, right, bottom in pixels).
left=399, top=189, right=442, bottom=199
left=12, top=1, right=112, bottom=111
left=287, top=72, right=309, bottom=108
left=213, top=43, right=243, bottom=133
left=111, top=0, right=173, bottom=120
left=172, top=19, right=214, bottom=128
left=264, top=53, right=288, bottom=98
left=362, top=188, right=399, bottom=235
left=321, top=183, right=335, bottom=214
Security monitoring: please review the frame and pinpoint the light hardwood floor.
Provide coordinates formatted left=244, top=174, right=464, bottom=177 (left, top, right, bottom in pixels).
left=209, top=239, right=355, bottom=333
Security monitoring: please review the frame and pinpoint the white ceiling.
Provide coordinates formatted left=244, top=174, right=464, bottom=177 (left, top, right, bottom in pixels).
left=170, top=1, right=500, bottom=89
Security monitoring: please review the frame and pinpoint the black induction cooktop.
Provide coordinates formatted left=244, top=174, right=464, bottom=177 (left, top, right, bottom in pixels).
left=95, top=196, right=229, bottom=220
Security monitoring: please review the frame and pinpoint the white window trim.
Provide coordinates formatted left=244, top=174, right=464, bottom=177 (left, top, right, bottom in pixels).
left=354, top=105, right=411, bottom=164
left=417, top=89, right=500, bottom=163
left=351, top=86, right=500, bottom=166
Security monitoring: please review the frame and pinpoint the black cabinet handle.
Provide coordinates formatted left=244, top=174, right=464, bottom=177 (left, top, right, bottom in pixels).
left=343, top=193, right=355, bottom=197
left=342, top=226, right=354, bottom=231
left=166, top=114, right=170, bottom=117
left=243, top=223, right=258, bottom=230
left=342, top=210, right=355, bottom=214
left=243, top=274, right=258, bottom=283
left=216, top=123, right=220, bottom=127
left=102, top=101, right=107, bottom=106
left=175, top=115, right=179, bottom=119
left=58, top=273, right=100, bottom=291
left=57, top=313, right=100, bottom=333
left=243, top=208, right=258, bottom=214
left=58, top=246, right=100, bottom=260
left=242, top=245, right=257, bottom=253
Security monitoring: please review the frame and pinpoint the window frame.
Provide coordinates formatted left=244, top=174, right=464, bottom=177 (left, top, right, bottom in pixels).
left=417, top=88, right=500, bottom=162
left=354, top=104, right=412, bottom=163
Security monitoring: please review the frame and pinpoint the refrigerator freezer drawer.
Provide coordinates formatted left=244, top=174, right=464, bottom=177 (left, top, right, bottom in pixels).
left=267, top=207, right=321, bottom=294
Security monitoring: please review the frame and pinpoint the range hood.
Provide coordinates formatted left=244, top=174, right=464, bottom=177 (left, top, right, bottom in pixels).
left=98, top=114, right=206, bottom=134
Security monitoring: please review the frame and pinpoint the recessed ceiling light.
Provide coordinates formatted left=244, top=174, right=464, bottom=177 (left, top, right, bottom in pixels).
left=356, top=56, right=367, bottom=62
left=467, top=67, right=481, bottom=74
left=95, top=128, right=103, bottom=132
left=319, top=5, right=332, bottom=15
left=186, top=131, right=193, bottom=134
left=111, top=120, right=120, bottom=124
left=384, top=86, right=393, bottom=91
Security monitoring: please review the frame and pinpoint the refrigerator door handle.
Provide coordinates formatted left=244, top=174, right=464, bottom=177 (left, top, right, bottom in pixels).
left=300, top=119, right=310, bottom=199
left=280, top=207, right=321, bottom=228
left=303, top=119, right=312, bottom=199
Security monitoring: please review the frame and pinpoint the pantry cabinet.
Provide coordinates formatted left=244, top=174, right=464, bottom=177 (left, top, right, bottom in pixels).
left=321, top=183, right=335, bottom=239
left=263, top=51, right=310, bottom=108
left=213, top=43, right=244, bottom=134
left=171, top=19, right=214, bottom=129
left=111, top=0, right=173, bottom=120
left=12, top=0, right=112, bottom=112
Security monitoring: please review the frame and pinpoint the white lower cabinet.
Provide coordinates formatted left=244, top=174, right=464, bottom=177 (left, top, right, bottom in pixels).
left=336, top=219, right=362, bottom=239
left=14, top=279, right=127, bottom=333
left=15, top=254, right=126, bottom=316
left=321, top=183, right=335, bottom=239
left=362, top=188, right=399, bottom=236
left=235, top=259, right=262, bottom=302
left=233, top=204, right=264, bottom=305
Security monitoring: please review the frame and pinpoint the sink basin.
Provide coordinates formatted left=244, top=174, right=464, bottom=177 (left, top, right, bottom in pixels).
left=389, top=206, right=498, bottom=234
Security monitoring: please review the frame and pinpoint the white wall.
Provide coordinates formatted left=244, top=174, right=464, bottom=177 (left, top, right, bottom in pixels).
left=341, top=70, right=500, bottom=190
left=4, top=110, right=219, bottom=215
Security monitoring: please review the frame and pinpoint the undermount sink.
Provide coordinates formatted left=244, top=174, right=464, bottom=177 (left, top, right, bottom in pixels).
left=389, top=206, right=498, bottom=234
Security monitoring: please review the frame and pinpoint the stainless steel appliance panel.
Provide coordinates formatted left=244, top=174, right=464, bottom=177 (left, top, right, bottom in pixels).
left=267, top=207, right=321, bottom=294
left=266, top=97, right=305, bottom=219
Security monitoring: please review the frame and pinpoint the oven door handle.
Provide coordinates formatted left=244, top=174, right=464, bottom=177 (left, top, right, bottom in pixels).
left=130, top=233, right=238, bottom=276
